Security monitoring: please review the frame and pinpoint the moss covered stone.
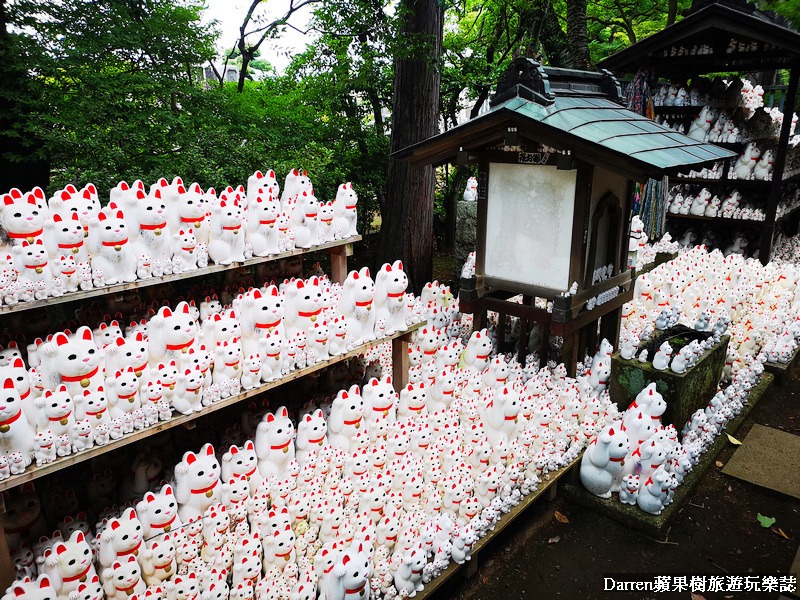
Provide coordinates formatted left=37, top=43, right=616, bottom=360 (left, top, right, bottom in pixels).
left=610, top=330, right=730, bottom=430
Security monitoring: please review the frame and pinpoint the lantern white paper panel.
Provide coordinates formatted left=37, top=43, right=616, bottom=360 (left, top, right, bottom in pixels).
left=485, top=163, right=576, bottom=291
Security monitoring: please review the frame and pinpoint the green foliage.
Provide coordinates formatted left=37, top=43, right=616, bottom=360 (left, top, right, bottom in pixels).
left=551, top=0, right=693, bottom=65
left=766, top=0, right=800, bottom=30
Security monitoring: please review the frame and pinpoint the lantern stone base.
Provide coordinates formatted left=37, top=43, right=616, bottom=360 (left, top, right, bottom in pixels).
left=562, top=373, right=773, bottom=538
left=609, top=326, right=729, bottom=430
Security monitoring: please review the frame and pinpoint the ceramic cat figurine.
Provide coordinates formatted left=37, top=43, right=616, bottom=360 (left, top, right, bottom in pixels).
left=283, top=277, right=324, bottom=340
left=172, top=228, right=198, bottom=272
left=208, top=198, right=246, bottom=265
left=13, top=239, right=54, bottom=297
left=0, top=378, right=35, bottom=469
left=88, top=208, right=137, bottom=285
left=319, top=542, right=370, bottom=600
left=239, top=285, right=284, bottom=358
left=373, top=261, right=408, bottom=336
left=45, top=212, right=89, bottom=264
left=580, top=423, right=630, bottom=499
left=2, top=189, right=47, bottom=247
left=38, top=326, right=105, bottom=396
left=255, top=406, right=296, bottom=480
left=45, top=529, right=98, bottom=597
left=338, top=268, right=376, bottom=346
left=289, top=191, right=319, bottom=249
left=246, top=193, right=281, bottom=256
left=136, top=483, right=183, bottom=540
left=168, top=182, right=209, bottom=244
left=333, top=183, right=358, bottom=239
left=147, top=301, right=199, bottom=367
left=174, top=443, right=221, bottom=522
left=101, top=555, right=146, bottom=600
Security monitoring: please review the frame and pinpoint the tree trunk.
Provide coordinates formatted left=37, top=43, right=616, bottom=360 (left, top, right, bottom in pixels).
left=540, top=0, right=573, bottom=68
left=0, top=0, right=49, bottom=193
left=566, top=0, right=590, bottom=68
left=667, top=0, right=678, bottom=26
left=376, top=0, right=443, bottom=294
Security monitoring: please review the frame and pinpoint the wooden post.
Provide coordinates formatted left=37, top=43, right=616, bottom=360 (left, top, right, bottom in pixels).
left=0, top=497, right=12, bottom=592
left=462, top=555, right=479, bottom=578
left=392, top=332, right=412, bottom=392
left=760, top=63, right=799, bottom=264
left=547, top=480, right=558, bottom=501
left=325, top=243, right=352, bottom=284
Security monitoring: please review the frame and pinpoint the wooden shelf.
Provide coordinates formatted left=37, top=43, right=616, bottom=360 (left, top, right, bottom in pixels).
left=412, top=455, right=580, bottom=600
left=653, top=105, right=705, bottom=115
left=0, top=321, right=424, bottom=492
left=666, top=213, right=765, bottom=225
left=0, top=236, right=362, bottom=316
left=670, top=177, right=773, bottom=190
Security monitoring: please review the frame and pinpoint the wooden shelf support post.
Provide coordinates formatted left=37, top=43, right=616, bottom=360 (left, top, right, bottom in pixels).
left=325, top=242, right=353, bottom=285
left=391, top=330, right=414, bottom=393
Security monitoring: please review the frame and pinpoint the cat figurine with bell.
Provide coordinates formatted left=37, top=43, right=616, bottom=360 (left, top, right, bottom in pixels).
left=147, top=301, right=199, bottom=367
left=38, top=327, right=105, bottom=396
left=136, top=483, right=183, bottom=540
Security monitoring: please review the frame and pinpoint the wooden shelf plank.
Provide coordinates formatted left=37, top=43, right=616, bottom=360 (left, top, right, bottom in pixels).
left=411, top=455, right=581, bottom=600
left=0, top=236, right=362, bottom=316
left=0, top=320, right=424, bottom=492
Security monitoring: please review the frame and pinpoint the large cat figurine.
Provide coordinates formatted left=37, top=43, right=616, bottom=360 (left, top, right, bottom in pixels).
left=373, top=261, right=408, bottom=336
left=246, top=193, right=281, bottom=257
left=147, top=301, right=199, bottom=368
left=288, top=191, right=319, bottom=249
left=2, top=189, right=47, bottom=247
left=239, top=286, right=284, bottom=357
left=88, top=208, right=137, bottom=285
left=130, top=188, right=173, bottom=268
left=338, top=268, right=376, bottom=345
left=44, top=212, right=90, bottom=264
left=173, top=443, right=221, bottom=522
left=283, top=277, right=324, bottom=340
left=167, top=182, right=209, bottom=245
left=208, top=198, right=246, bottom=265
left=13, top=239, right=54, bottom=297
left=0, top=378, right=35, bottom=469
left=38, top=326, right=105, bottom=396
left=333, top=183, right=358, bottom=238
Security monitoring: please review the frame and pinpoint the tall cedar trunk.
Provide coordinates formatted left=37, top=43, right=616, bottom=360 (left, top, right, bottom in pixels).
left=0, top=0, right=48, bottom=192
left=376, top=0, right=443, bottom=294
left=565, top=0, right=590, bottom=68
left=667, top=0, right=678, bottom=25
left=540, top=0, right=573, bottom=68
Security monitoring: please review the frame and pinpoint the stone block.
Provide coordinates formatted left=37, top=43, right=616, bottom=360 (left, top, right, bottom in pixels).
left=454, top=201, right=477, bottom=290
left=610, top=326, right=729, bottom=430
